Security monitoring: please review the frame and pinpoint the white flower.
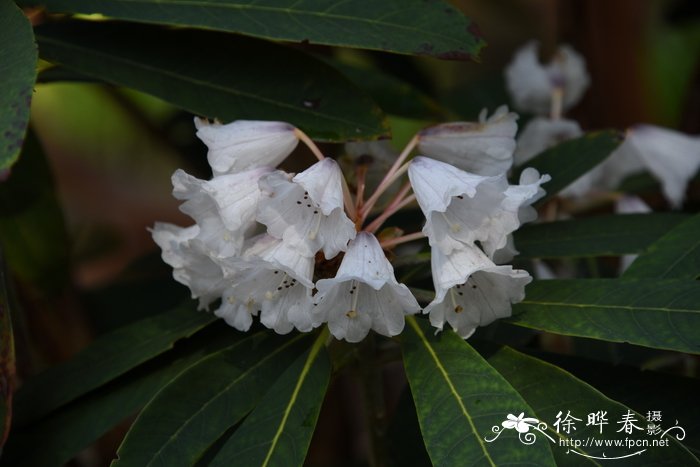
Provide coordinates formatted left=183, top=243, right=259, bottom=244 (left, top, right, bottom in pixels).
left=216, top=235, right=315, bottom=334
left=171, top=167, right=272, bottom=258
left=194, top=118, right=299, bottom=175
left=602, top=125, right=700, bottom=208
left=502, top=413, right=540, bottom=433
left=417, top=106, right=518, bottom=176
left=257, top=158, right=356, bottom=259
left=312, top=232, right=420, bottom=343
left=505, top=41, right=590, bottom=115
left=150, top=222, right=226, bottom=309
left=425, top=245, right=531, bottom=339
left=514, top=117, right=582, bottom=166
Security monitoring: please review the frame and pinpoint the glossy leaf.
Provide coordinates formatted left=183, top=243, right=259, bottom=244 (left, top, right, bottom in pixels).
left=35, top=20, right=388, bottom=141
left=624, top=213, right=700, bottom=279
left=401, top=317, right=556, bottom=466
left=513, top=213, right=690, bottom=259
left=14, top=303, right=215, bottom=426
left=0, top=255, right=15, bottom=449
left=509, top=279, right=700, bottom=354
left=21, top=0, right=486, bottom=60
left=488, top=347, right=699, bottom=465
left=112, top=332, right=310, bottom=467
left=0, top=2, right=37, bottom=170
left=209, top=330, right=331, bottom=466
left=511, top=131, right=622, bottom=206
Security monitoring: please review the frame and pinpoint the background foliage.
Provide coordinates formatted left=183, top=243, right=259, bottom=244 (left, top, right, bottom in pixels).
left=1, top=1, right=700, bottom=466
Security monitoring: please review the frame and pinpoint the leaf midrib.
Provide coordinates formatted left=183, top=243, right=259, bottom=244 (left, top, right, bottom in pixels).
left=520, top=300, right=699, bottom=314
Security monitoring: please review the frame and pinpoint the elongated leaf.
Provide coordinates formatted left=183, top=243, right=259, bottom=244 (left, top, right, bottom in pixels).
left=112, top=332, right=309, bottom=467
left=401, top=317, right=556, bottom=466
left=21, top=0, right=485, bottom=60
left=509, top=279, right=700, bottom=354
left=488, top=347, right=699, bottom=465
left=14, top=302, right=215, bottom=426
left=0, top=254, right=15, bottom=449
left=513, top=213, right=690, bottom=259
left=0, top=2, right=37, bottom=170
left=624, top=213, right=700, bottom=279
left=1, top=327, right=229, bottom=467
left=35, top=20, right=388, bottom=141
left=512, top=131, right=622, bottom=206
left=209, top=330, right=330, bottom=466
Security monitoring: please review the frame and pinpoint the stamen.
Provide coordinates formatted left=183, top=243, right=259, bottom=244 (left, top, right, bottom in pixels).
left=450, top=288, right=463, bottom=313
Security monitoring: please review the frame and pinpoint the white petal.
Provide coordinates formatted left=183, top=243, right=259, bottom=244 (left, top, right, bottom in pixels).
left=214, top=292, right=256, bottom=331
left=260, top=282, right=313, bottom=334
left=553, top=45, right=590, bottom=112
left=334, top=232, right=396, bottom=289
left=293, top=158, right=345, bottom=216
left=514, top=117, right=582, bottom=166
left=194, top=118, right=299, bottom=175
left=417, top=106, right=518, bottom=175
left=243, top=235, right=314, bottom=287
left=615, top=195, right=652, bottom=273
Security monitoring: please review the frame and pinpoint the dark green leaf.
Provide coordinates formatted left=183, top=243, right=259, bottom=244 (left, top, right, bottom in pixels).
left=488, top=347, right=699, bottom=465
left=624, top=213, right=700, bottom=279
left=0, top=254, right=15, bottom=449
left=35, top=20, right=388, bottom=141
left=0, top=130, right=70, bottom=293
left=512, top=131, right=623, bottom=206
left=2, top=326, right=229, bottom=467
left=14, top=302, right=215, bottom=426
left=0, top=2, right=37, bottom=170
left=21, top=0, right=486, bottom=60
left=209, top=330, right=331, bottom=466
left=509, top=279, right=700, bottom=354
left=401, top=317, right=556, bottom=466
left=112, top=332, right=310, bottom=467
left=513, top=214, right=690, bottom=259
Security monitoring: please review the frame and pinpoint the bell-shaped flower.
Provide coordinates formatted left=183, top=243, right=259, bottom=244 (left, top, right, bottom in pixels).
left=424, top=244, right=531, bottom=339
left=601, top=125, right=700, bottom=208
left=505, top=41, right=590, bottom=115
left=215, top=235, right=315, bottom=334
left=194, top=118, right=299, bottom=175
left=150, top=222, right=226, bottom=309
left=417, top=106, right=518, bottom=176
left=171, top=167, right=273, bottom=258
left=312, top=232, right=420, bottom=343
left=257, top=158, right=356, bottom=259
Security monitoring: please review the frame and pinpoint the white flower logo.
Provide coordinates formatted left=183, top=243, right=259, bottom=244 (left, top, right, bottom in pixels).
left=502, top=412, right=540, bottom=433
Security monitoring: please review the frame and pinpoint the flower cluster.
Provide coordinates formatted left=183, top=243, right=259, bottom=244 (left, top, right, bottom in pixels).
left=153, top=112, right=548, bottom=342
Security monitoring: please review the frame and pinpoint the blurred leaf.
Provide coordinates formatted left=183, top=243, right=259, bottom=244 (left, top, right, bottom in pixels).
left=401, top=317, right=556, bottom=466
left=488, top=347, right=699, bottom=465
left=2, top=324, right=231, bottom=467
left=329, top=59, right=446, bottom=120
left=0, top=255, right=15, bottom=450
left=512, top=131, right=623, bottom=206
left=22, top=0, right=486, bottom=61
left=513, top=214, right=690, bottom=259
left=509, top=279, right=700, bottom=354
left=14, top=302, right=215, bottom=426
left=35, top=20, right=388, bottom=141
left=0, top=130, right=70, bottom=292
left=209, top=330, right=330, bottom=466
left=112, top=332, right=310, bottom=467
left=0, top=2, right=37, bottom=170
left=386, top=384, right=432, bottom=466
left=624, top=213, right=700, bottom=279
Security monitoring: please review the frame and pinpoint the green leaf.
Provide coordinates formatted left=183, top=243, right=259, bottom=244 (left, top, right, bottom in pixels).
left=2, top=327, right=228, bottom=467
left=509, top=279, right=700, bottom=354
left=209, top=329, right=331, bottom=467
left=14, top=302, right=215, bottom=426
left=0, top=255, right=15, bottom=449
left=112, top=332, right=310, bottom=467
left=0, top=2, right=37, bottom=170
left=35, top=20, right=388, bottom=141
left=624, top=213, right=700, bottom=279
left=488, top=347, right=699, bottom=465
left=0, top=130, right=71, bottom=293
left=21, top=0, right=486, bottom=61
left=401, top=317, right=556, bottom=466
left=512, top=131, right=622, bottom=206
left=513, top=213, right=690, bottom=259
